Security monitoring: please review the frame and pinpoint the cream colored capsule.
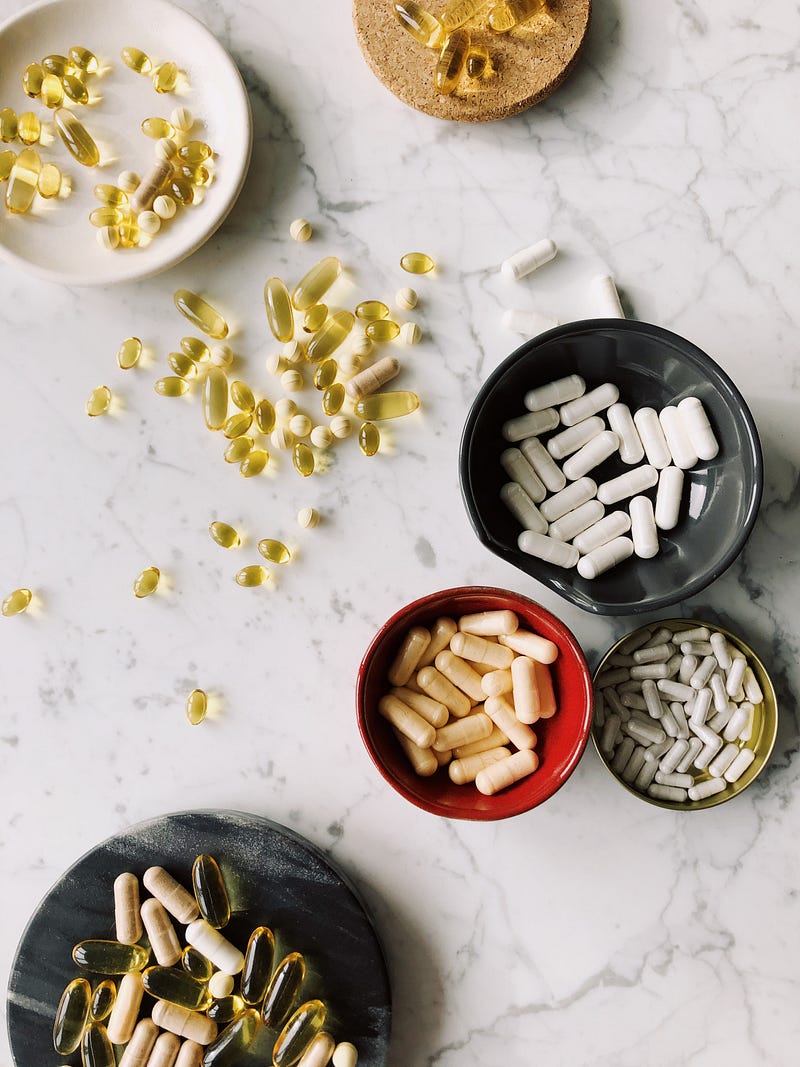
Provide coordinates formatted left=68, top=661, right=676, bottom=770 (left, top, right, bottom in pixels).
left=484, top=696, right=538, bottom=750
left=449, top=747, right=510, bottom=784
left=290, top=217, right=313, bottom=242
left=297, top=507, right=320, bottom=528
left=434, top=711, right=492, bottom=752
left=345, top=356, right=400, bottom=400
left=510, top=656, right=541, bottom=724
left=498, top=629, right=559, bottom=664
left=143, top=866, right=199, bottom=924
left=388, top=626, right=432, bottom=686
left=148, top=1032, right=181, bottom=1067
left=208, top=972, right=234, bottom=998
left=416, top=666, right=471, bottom=718
left=151, top=1001, right=218, bottom=1045
left=271, top=426, right=294, bottom=451
left=400, top=322, right=421, bottom=345
left=211, top=344, right=233, bottom=368
left=118, top=170, right=140, bottom=193
left=481, top=669, right=513, bottom=697
left=281, top=369, right=304, bottom=392
left=107, top=973, right=144, bottom=1044
left=458, top=610, right=518, bottom=637
left=266, top=353, right=286, bottom=376
left=453, top=725, right=511, bottom=757
left=450, top=632, right=514, bottom=669
left=417, top=617, right=458, bottom=667
left=114, top=872, right=143, bottom=945
left=153, top=194, right=177, bottom=219
left=175, top=1042, right=204, bottom=1067
left=390, top=687, right=448, bottom=727
left=283, top=340, right=306, bottom=364
left=300, top=1034, right=337, bottom=1067
left=290, top=414, right=313, bottom=438
left=118, top=1018, right=158, bottom=1066
left=130, top=159, right=171, bottom=213
left=378, top=694, right=435, bottom=748
left=141, top=898, right=181, bottom=966
left=475, top=749, right=539, bottom=795
left=184, top=919, right=244, bottom=975
left=171, top=106, right=193, bottom=131
left=330, top=415, right=353, bottom=439
left=97, top=227, right=119, bottom=250
left=533, top=661, right=556, bottom=718
left=331, top=1042, right=358, bottom=1067
left=434, top=650, right=486, bottom=703
left=396, top=287, right=417, bottom=310
left=393, top=727, right=438, bottom=776
left=138, top=209, right=161, bottom=235
left=310, top=426, right=333, bottom=449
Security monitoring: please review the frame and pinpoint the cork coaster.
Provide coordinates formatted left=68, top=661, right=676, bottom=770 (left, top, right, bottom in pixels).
left=352, top=0, right=591, bottom=122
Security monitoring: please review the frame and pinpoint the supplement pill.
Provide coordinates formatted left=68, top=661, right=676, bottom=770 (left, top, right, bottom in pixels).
left=153, top=194, right=177, bottom=219
left=654, top=466, right=684, bottom=530
left=632, top=408, right=671, bottom=469
left=151, top=1002, right=218, bottom=1045
left=400, top=321, right=422, bottom=345
left=502, top=309, right=559, bottom=336
left=400, top=251, right=435, bottom=274
left=140, top=898, right=181, bottom=966
left=239, top=450, right=269, bottom=477
left=264, top=277, right=295, bottom=343
left=73, top=941, right=149, bottom=974
left=6, top=147, right=42, bottom=213
left=629, top=496, right=659, bottom=559
left=396, top=286, right=418, bottom=309
left=519, top=437, right=566, bottom=492
left=297, top=507, right=320, bottom=528
left=434, top=650, right=486, bottom=702
left=659, top=406, right=698, bottom=469
left=293, top=442, right=315, bottom=476
left=389, top=627, right=432, bottom=686
left=2, top=588, right=32, bottom=617
left=114, top=873, right=143, bottom=945
left=559, top=383, right=620, bottom=427
left=22, top=64, right=44, bottom=98
left=54, top=108, right=100, bottom=166
left=562, top=430, right=619, bottom=480
left=273, top=1000, right=327, bottom=1067
left=475, top=749, right=538, bottom=795
left=517, top=531, right=580, bottom=569
left=688, top=777, right=727, bottom=801
left=130, top=159, right=171, bottom=213
left=607, top=403, right=644, bottom=465
left=500, top=482, right=548, bottom=534
left=142, top=967, right=211, bottom=1012
left=53, top=977, right=92, bottom=1054
left=322, top=382, right=345, bottom=415
left=501, top=238, right=557, bottom=282
left=117, top=337, right=142, bottom=370
left=292, top=256, right=342, bottom=310
left=143, top=868, right=199, bottom=924
left=596, top=464, right=658, bottom=505
left=17, top=111, right=41, bottom=145
left=203, top=1008, right=260, bottom=1064
left=345, top=356, right=400, bottom=400
left=241, top=925, right=275, bottom=1006
left=723, top=747, right=756, bottom=783
left=498, top=628, right=558, bottom=664
left=202, top=367, right=229, bottom=430
left=572, top=510, right=631, bottom=555
left=192, top=854, right=230, bottom=929
left=153, top=61, right=179, bottom=93
left=590, top=273, right=624, bottom=317
left=330, top=415, right=353, bottom=439
left=458, top=610, right=518, bottom=637
left=547, top=499, right=605, bottom=543
left=155, top=377, right=190, bottom=397
left=678, top=397, right=720, bottom=461
left=576, top=536, right=634, bottom=580
left=289, top=217, right=312, bottom=241
left=186, top=689, right=207, bottom=725
left=502, top=409, right=559, bottom=442
left=90, top=980, right=117, bottom=1022
left=358, top=422, right=380, bottom=456
left=546, top=417, right=605, bottom=461
left=500, top=448, right=546, bottom=502
left=258, top=539, right=291, bottom=564
left=133, top=567, right=160, bottom=598
left=185, top=919, right=244, bottom=974
left=310, top=425, right=333, bottom=449
left=174, top=290, right=228, bottom=339
left=106, top=973, right=144, bottom=1044
left=394, top=0, right=446, bottom=46
left=261, top=952, right=307, bottom=1028
left=118, top=1018, right=158, bottom=1066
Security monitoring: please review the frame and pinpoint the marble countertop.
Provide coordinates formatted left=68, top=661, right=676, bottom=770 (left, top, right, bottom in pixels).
left=1, top=1, right=798, bottom=1064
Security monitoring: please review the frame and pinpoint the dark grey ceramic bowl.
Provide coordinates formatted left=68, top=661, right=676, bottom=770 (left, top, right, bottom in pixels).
left=459, top=320, right=763, bottom=615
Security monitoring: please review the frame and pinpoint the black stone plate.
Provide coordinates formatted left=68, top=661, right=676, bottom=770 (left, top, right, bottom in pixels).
left=6, top=810, right=392, bottom=1065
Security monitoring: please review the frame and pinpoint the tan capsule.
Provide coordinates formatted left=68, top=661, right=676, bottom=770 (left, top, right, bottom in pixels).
left=107, top=973, right=145, bottom=1045
left=290, top=217, right=313, bottom=241
left=141, top=898, right=181, bottom=967
left=378, top=694, right=436, bottom=749
left=449, top=747, right=511, bottom=785
left=142, top=867, right=199, bottom=924
left=281, top=369, right=304, bottom=392
left=452, top=725, right=511, bottom=757
left=151, top=1001, right=218, bottom=1045
left=497, top=628, right=559, bottom=664
left=208, top=971, right=234, bottom=998
left=175, top=1042, right=204, bottom=1067
left=459, top=610, right=519, bottom=637
left=450, top=632, right=514, bottom=669
left=532, top=660, right=557, bottom=718
left=480, top=669, right=513, bottom=698
left=114, top=873, right=143, bottom=945
left=388, top=626, right=432, bottom=686
left=118, top=1018, right=158, bottom=1067
left=416, top=666, right=471, bottom=718
left=510, top=656, right=541, bottom=724
left=297, top=507, right=320, bottom=528
left=484, top=696, right=538, bottom=750
left=434, top=711, right=492, bottom=752
left=299, top=1034, right=337, bottom=1067
left=389, top=687, right=448, bottom=728
left=344, top=356, right=400, bottom=401
left=290, top=414, right=313, bottom=438
left=393, top=728, right=438, bottom=777
left=434, top=650, right=485, bottom=703
left=309, top=425, right=333, bottom=449
left=417, top=617, right=458, bottom=667
left=147, top=1032, right=181, bottom=1067
left=475, top=749, right=539, bottom=795
left=130, top=159, right=171, bottom=213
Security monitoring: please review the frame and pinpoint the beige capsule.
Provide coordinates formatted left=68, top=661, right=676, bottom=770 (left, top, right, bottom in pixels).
left=114, top=873, right=143, bottom=945
left=378, top=694, right=435, bottom=749
left=449, top=746, right=511, bottom=785
left=434, top=711, right=492, bottom=752
left=458, top=610, right=519, bottom=637
left=417, top=617, right=458, bottom=667
left=434, top=650, right=485, bottom=704
left=107, top=973, right=144, bottom=1045
left=480, top=669, right=513, bottom=698
left=140, top=898, right=181, bottom=966
left=452, top=725, right=511, bottom=758
left=393, top=727, right=437, bottom=777
left=484, top=696, right=538, bottom=751
left=175, top=1042, right=204, bottom=1067
left=299, top=1034, right=337, bottom=1067
left=389, top=686, right=448, bottom=728
left=148, top=1032, right=181, bottom=1067
left=118, top=1018, right=159, bottom=1067
left=344, top=356, right=400, bottom=401
left=329, top=415, right=352, bottom=439
left=531, top=660, right=556, bottom=718
left=130, top=159, right=171, bottom=213
left=151, top=1001, right=218, bottom=1045
left=388, top=626, right=431, bottom=686
left=475, top=749, right=539, bottom=795
left=450, top=632, right=514, bottom=670
left=510, top=656, right=541, bottom=724
left=142, top=867, right=199, bottom=924
left=399, top=322, right=422, bottom=345
left=497, top=628, right=559, bottom=664
left=416, top=666, right=471, bottom=718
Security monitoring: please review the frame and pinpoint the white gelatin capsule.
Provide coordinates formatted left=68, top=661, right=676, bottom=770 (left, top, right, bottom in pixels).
left=502, top=309, right=559, bottom=336
left=743, top=667, right=764, bottom=704
left=675, top=736, right=703, bottom=773
left=654, top=466, right=684, bottom=530
left=449, top=747, right=510, bottom=784
left=142, top=867, right=199, bottom=924
left=510, top=656, right=541, bottom=724
left=678, top=397, right=719, bottom=461
left=694, top=735, right=723, bottom=770
left=500, top=448, right=546, bottom=503
left=725, top=657, right=746, bottom=698
left=484, top=695, right=538, bottom=749
left=573, top=511, right=631, bottom=555
left=524, top=373, right=585, bottom=412
left=690, top=655, right=717, bottom=690
left=590, top=274, right=624, bottom=318
left=114, top=872, right=143, bottom=945
left=548, top=499, right=605, bottom=542
left=633, top=408, right=672, bottom=469
left=596, top=464, right=658, bottom=506
left=659, top=406, right=698, bottom=469
left=654, top=771, right=694, bottom=788
left=559, top=384, right=620, bottom=427
left=611, top=737, right=635, bottom=774
left=606, top=403, right=644, bottom=464
left=629, top=496, right=659, bottom=559
left=648, top=783, right=687, bottom=802
left=599, top=712, right=621, bottom=755
left=501, top=237, right=557, bottom=281
left=723, top=702, right=753, bottom=742
left=475, top=749, right=539, bottom=795
left=562, top=431, right=619, bottom=480
left=577, top=536, right=633, bottom=579
left=710, top=632, right=732, bottom=671
left=657, top=679, right=695, bottom=702
left=185, top=920, right=244, bottom=975
left=631, top=663, right=671, bottom=680
left=674, top=626, right=710, bottom=643
left=518, top=530, right=579, bottom=569
left=634, top=643, right=672, bottom=664
left=458, top=610, right=519, bottom=636
left=641, top=678, right=664, bottom=717
left=625, top=719, right=665, bottom=746
left=688, top=777, right=727, bottom=801
left=689, top=688, right=713, bottom=724
left=378, top=695, right=436, bottom=748
left=500, top=482, right=548, bottom=534
left=502, top=408, right=559, bottom=441
left=659, top=738, right=689, bottom=774
left=679, top=655, right=698, bottom=685
left=540, top=477, right=597, bottom=522
left=498, top=629, right=559, bottom=664
left=723, top=747, right=756, bottom=782
left=107, top=973, right=144, bottom=1044
left=519, top=437, right=567, bottom=493
left=450, top=632, right=514, bottom=669
left=621, top=745, right=647, bottom=783
left=634, top=758, right=658, bottom=790
left=547, top=416, right=605, bottom=460
left=707, top=742, right=741, bottom=778
left=709, top=673, right=729, bottom=712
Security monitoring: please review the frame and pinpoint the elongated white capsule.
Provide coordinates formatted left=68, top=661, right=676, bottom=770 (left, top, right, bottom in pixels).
left=458, top=609, right=519, bottom=636
left=606, top=403, right=644, bottom=464
left=633, top=408, right=671, bottom=469
left=500, top=448, right=546, bottom=503
left=502, top=408, right=559, bottom=442
left=723, top=702, right=753, bottom=742
left=502, top=309, right=559, bottom=336
left=548, top=499, right=605, bottom=542
left=710, top=632, right=732, bottom=671
left=546, top=416, right=605, bottom=460
left=590, top=273, right=624, bottom=318
left=540, top=477, right=597, bottom=522
left=501, top=238, right=557, bottom=281
left=655, top=466, right=684, bottom=530
left=723, top=746, right=755, bottom=782
left=690, top=655, right=717, bottom=690
left=497, top=628, right=559, bottom=664
left=630, top=496, right=659, bottom=558
left=597, top=464, right=658, bottom=506
left=559, top=384, right=619, bottom=427
left=572, top=510, right=631, bottom=554
left=659, top=738, right=690, bottom=774
left=678, top=397, right=719, bottom=461
left=725, top=657, right=746, bottom=697
left=707, top=741, right=740, bottom=778
left=577, top=535, right=634, bottom=579
left=475, top=747, right=539, bottom=794
left=517, top=530, right=580, bottom=569
left=659, top=406, right=698, bottom=469
left=743, top=667, right=764, bottom=705
left=524, top=374, right=585, bottom=412
left=499, top=482, right=547, bottom=533
left=688, top=777, right=727, bottom=801
left=519, top=436, right=567, bottom=493
left=562, top=430, right=619, bottom=481
left=185, top=920, right=244, bottom=975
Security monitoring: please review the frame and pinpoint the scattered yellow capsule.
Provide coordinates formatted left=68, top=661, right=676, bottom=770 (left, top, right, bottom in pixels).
left=152, top=61, right=179, bottom=92
left=435, top=29, right=470, bottom=94
left=121, top=46, right=152, bottom=73
left=322, top=383, right=345, bottom=416
left=182, top=162, right=212, bottom=186
left=240, top=449, right=268, bottom=477
left=70, top=46, right=99, bottom=74
left=89, top=979, right=116, bottom=1022
left=302, top=304, right=328, bottom=334
left=5, top=148, right=41, bottom=214
left=169, top=177, right=194, bottom=205
left=22, top=63, right=44, bottom=98
left=181, top=337, right=210, bottom=362
left=365, top=319, right=400, bottom=343
left=488, top=0, right=545, bottom=32
left=86, top=385, right=112, bottom=416
left=293, top=442, right=315, bottom=477
left=400, top=251, right=435, bottom=274
left=155, top=376, right=189, bottom=397
left=258, top=539, right=291, bottom=564
left=142, top=116, right=175, bottom=139
left=264, top=277, right=295, bottom=344
left=254, top=398, right=276, bottom=434
left=168, top=352, right=198, bottom=379
left=209, top=521, right=241, bottom=549
left=186, top=689, right=207, bottom=726
left=355, top=300, right=390, bottom=322
left=89, top=206, right=123, bottom=227
left=273, top=1000, right=327, bottom=1067
left=62, top=73, right=90, bottom=105
left=307, top=310, right=354, bottom=363
left=355, top=390, right=420, bottom=420
left=2, top=588, right=32, bottom=617
left=117, top=338, right=142, bottom=370
left=37, top=162, right=62, bottom=199
left=17, top=112, right=40, bottom=145
left=235, top=565, right=270, bottom=588
left=394, top=1, right=446, bottom=47
left=178, top=140, right=212, bottom=164
left=94, top=184, right=128, bottom=206
left=466, top=45, right=492, bottom=78
left=0, top=107, right=17, bottom=142
left=359, top=421, right=380, bottom=456
left=54, top=108, right=100, bottom=166
left=0, top=151, right=15, bottom=181
left=118, top=215, right=141, bottom=247
left=133, top=567, right=160, bottom=598
left=291, top=256, right=342, bottom=311
left=230, top=380, right=255, bottom=413
left=224, top=437, right=253, bottom=463
left=224, top=412, right=253, bottom=438
left=174, top=290, right=228, bottom=339
left=313, top=359, right=338, bottom=390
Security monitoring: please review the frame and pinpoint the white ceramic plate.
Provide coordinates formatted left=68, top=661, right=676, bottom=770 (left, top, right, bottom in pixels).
left=0, top=0, right=252, bottom=285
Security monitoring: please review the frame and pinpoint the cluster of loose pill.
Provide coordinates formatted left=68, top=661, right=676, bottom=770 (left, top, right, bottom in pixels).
left=120, top=46, right=184, bottom=95
left=379, top=609, right=559, bottom=795
left=394, top=0, right=552, bottom=97
left=594, top=624, right=764, bottom=804
left=53, top=856, right=358, bottom=1067
left=500, top=373, right=720, bottom=579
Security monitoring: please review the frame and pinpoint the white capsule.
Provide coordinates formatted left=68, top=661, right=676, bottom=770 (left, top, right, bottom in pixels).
left=500, top=448, right=546, bottom=503
left=562, top=431, right=619, bottom=481
left=674, top=626, right=711, bottom=643
left=395, top=287, right=417, bottom=310
left=155, top=137, right=178, bottom=161
left=499, top=482, right=547, bottom=534
left=688, top=687, right=713, bottom=722
left=289, top=414, right=313, bottom=438
left=658, top=738, right=689, bottom=774
left=723, top=747, right=755, bottom=782
left=725, top=657, right=746, bottom=698
left=208, top=972, right=234, bottom=998
left=654, top=466, right=684, bottom=530
left=709, top=673, right=729, bottom=712
left=679, top=655, right=698, bottom=686
left=632, top=408, right=671, bottom=469
left=648, top=783, right=687, bottom=802
left=572, top=510, right=631, bottom=555
left=659, top=406, right=698, bottom=469
left=654, top=770, right=693, bottom=788
left=690, top=655, right=717, bottom=690
left=540, top=477, right=597, bottom=522
left=710, top=632, right=732, bottom=671
left=524, top=374, right=585, bottom=412
left=634, top=757, right=658, bottom=790
left=560, top=384, right=620, bottom=427
left=597, top=464, right=658, bottom=506
left=97, top=226, right=119, bottom=250
left=688, top=777, right=727, bottom=801
left=519, top=436, right=567, bottom=493
left=185, top=919, right=244, bottom=975
left=707, top=741, right=741, bottom=778
left=332, top=1043, right=359, bottom=1067
left=723, top=702, right=752, bottom=742
left=517, top=530, right=579, bottom=569
left=548, top=499, right=605, bottom=542
left=606, top=403, right=644, bottom=464
left=590, top=273, right=624, bottom=318
left=153, top=194, right=177, bottom=219
left=501, top=237, right=557, bottom=281
left=502, top=409, right=559, bottom=442
left=678, top=397, right=719, bottom=461
left=400, top=322, right=422, bottom=345
left=625, top=719, right=665, bottom=746
left=502, top=309, right=559, bottom=336
left=675, top=736, right=703, bottom=773
left=546, top=416, right=604, bottom=460
left=621, top=745, right=648, bottom=783
left=576, top=535, right=633, bottom=579
left=743, top=667, right=764, bottom=705
left=275, top=398, right=297, bottom=421
left=694, top=735, right=723, bottom=770
left=630, top=496, right=659, bottom=559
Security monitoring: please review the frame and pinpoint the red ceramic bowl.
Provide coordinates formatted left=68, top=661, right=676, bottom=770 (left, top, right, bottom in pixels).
left=356, top=586, right=594, bottom=820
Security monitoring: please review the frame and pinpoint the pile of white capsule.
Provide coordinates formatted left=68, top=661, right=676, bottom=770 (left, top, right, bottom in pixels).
left=594, top=623, right=764, bottom=804
left=499, top=373, right=720, bottom=579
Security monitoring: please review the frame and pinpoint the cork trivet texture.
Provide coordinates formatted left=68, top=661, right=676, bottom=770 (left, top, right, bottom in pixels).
left=352, top=0, right=591, bottom=122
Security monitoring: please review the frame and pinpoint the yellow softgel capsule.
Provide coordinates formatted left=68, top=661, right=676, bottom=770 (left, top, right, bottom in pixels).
left=54, top=108, right=100, bottom=166
left=168, top=177, right=194, bottom=205
left=192, top=854, right=231, bottom=929
left=255, top=398, right=276, bottom=434
left=257, top=539, right=291, bottom=565
left=359, top=422, right=380, bottom=457
left=273, top=1000, right=327, bottom=1067
left=0, top=151, right=15, bottom=181
left=42, top=53, right=73, bottom=75
left=435, top=29, right=471, bottom=94
left=121, top=46, right=151, bottom=73
left=181, top=161, right=212, bottom=187
left=0, top=107, right=17, bottom=142
left=488, top=0, right=545, bottom=31
left=22, top=63, right=44, bottom=98
left=53, top=977, right=92, bottom=1054
left=86, top=385, right=111, bottom=416
left=291, top=255, right=342, bottom=311
left=293, top=442, right=315, bottom=477
left=355, top=300, right=389, bottom=322
left=182, top=946, right=213, bottom=982
left=207, top=995, right=246, bottom=1026
left=142, top=116, right=175, bottom=139
left=5, top=148, right=41, bottom=214
left=174, top=290, right=229, bottom=339
left=80, top=1022, right=114, bottom=1064
left=178, top=140, right=212, bottom=164
left=302, top=303, right=328, bottom=333
left=223, top=412, right=253, bottom=438
left=209, top=521, right=241, bottom=549
left=261, top=952, right=305, bottom=1028
left=37, top=162, right=62, bottom=199
left=241, top=927, right=275, bottom=1006
left=230, top=380, right=255, bottom=413
left=466, top=45, right=492, bottom=77
left=322, top=383, right=345, bottom=416
left=167, top=352, right=198, bottom=379
left=185, top=689, right=208, bottom=726
left=155, top=376, right=189, bottom=397
left=264, top=277, right=295, bottom=343
left=202, top=366, right=229, bottom=429
left=62, top=74, right=89, bottom=105
left=153, top=61, right=179, bottom=92
left=239, top=449, right=268, bottom=478
left=313, top=359, right=337, bottom=390
left=70, top=46, right=99, bottom=73
left=94, top=184, right=128, bottom=206
left=224, top=437, right=252, bottom=463
left=143, top=964, right=211, bottom=1009
left=235, top=565, right=270, bottom=588
left=89, top=980, right=116, bottom=1022
left=89, top=206, right=123, bottom=227
left=355, top=390, right=420, bottom=420
left=116, top=337, right=142, bottom=370
left=394, top=1, right=446, bottom=47
left=307, top=310, right=354, bottom=363
left=365, top=319, right=400, bottom=343
left=2, top=588, right=32, bottom=617
left=442, top=0, right=490, bottom=29
left=133, top=567, right=160, bottom=598
left=400, top=251, right=435, bottom=274
left=73, top=941, right=150, bottom=974
left=118, top=215, right=141, bottom=248
left=17, top=112, right=41, bottom=145
left=181, top=337, right=210, bottom=362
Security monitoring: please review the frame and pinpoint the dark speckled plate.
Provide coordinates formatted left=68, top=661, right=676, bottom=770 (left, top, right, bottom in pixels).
left=6, top=810, right=391, bottom=1065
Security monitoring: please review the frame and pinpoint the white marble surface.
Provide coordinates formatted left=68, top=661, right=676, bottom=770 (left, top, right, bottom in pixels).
left=1, top=1, right=799, bottom=1064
